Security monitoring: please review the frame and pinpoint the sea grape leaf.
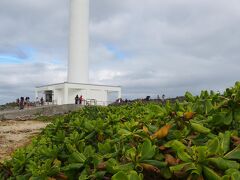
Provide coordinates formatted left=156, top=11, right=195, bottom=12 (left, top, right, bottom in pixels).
left=112, top=171, right=128, bottom=180
left=195, top=146, right=208, bottom=162
left=128, top=170, right=143, bottom=180
left=62, top=163, right=83, bottom=171
left=225, top=169, right=240, bottom=180
left=91, top=171, right=106, bottom=179
left=206, top=137, right=220, bottom=156
left=106, top=158, right=119, bottom=174
left=170, top=162, right=192, bottom=172
left=208, top=157, right=239, bottom=170
left=183, top=163, right=202, bottom=176
left=165, top=140, right=186, bottom=151
left=176, top=150, right=192, bottom=162
left=204, top=99, right=213, bottom=115
left=224, top=145, right=240, bottom=160
left=190, top=164, right=202, bottom=176
left=78, top=168, right=89, bottom=180
left=234, top=108, right=240, bottom=122
left=190, top=122, right=211, bottom=134
left=147, top=124, right=158, bottom=133
left=83, top=145, right=95, bottom=158
left=140, top=160, right=167, bottom=168
left=139, top=139, right=156, bottom=161
left=118, top=129, right=132, bottom=137
left=202, top=166, right=221, bottom=180
left=160, top=167, right=172, bottom=179
left=211, top=111, right=232, bottom=126
left=221, top=175, right=231, bottom=180
left=219, top=131, right=231, bottom=154
left=84, top=121, right=95, bottom=131
left=98, top=141, right=112, bottom=154
left=69, top=152, right=86, bottom=163
left=125, top=147, right=137, bottom=162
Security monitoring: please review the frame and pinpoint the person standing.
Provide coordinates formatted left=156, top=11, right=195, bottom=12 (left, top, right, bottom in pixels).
left=79, top=95, right=83, bottom=105
left=40, top=97, right=44, bottom=106
left=75, top=95, right=79, bottom=104
left=19, top=97, right=24, bottom=110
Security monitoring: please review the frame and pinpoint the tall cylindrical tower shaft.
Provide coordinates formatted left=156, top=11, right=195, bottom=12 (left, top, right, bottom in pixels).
left=68, top=0, right=89, bottom=83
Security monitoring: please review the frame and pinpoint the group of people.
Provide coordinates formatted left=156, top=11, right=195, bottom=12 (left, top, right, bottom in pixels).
left=16, top=97, right=30, bottom=110
left=75, top=95, right=84, bottom=105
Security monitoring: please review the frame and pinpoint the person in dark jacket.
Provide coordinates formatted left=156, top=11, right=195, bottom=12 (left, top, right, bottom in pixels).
left=40, top=97, right=44, bottom=106
left=19, top=97, right=24, bottom=110
left=75, top=95, right=79, bottom=104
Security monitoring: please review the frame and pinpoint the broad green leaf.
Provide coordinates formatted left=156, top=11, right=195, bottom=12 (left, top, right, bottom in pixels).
left=118, top=129, right=132, bottom=136
left=125, top=147, right=137, bottom=162
left=140, top=160, right=167, bottom=168
left=208, top=157, right=239, bottom=170
left=139, top=139, right=155, bottom=161
left=161, top=167, right=172, bottom=179
left=177, top=150, right=192, bottom=162
left=118, top=163, right=135, bottom=172
left=221, top=175, right=231, bottom=180
left=190, top=122, right=211, bottom=134
left=204, top=99, right=213, bottom=115
left=128, top=170, right=143, bottom=180
left=185, top=92, right=195, bottom=102
left=112, top=171, right=128, bottom=180
left=165, top=140, right=186, bottom=151
left=231, top=172, right=240, bottom=180
left=92, top=171, right=106, bottom=179
left=203, top=166, right=221, bottom=180
left=224, top=145, right=240, bottom=160
left=184, top=163, right=198, bottom=173
left=207, top=137, right=220, bottom=156
left=106, top=158, right=119, bottom=174
left=69, top=152, right=86, bottom=163
left=62, top=163, right=83, bottom=171
left=170, top=163, right=192, bottom=172
left=106, top=159, right=134, bottom=174
left=225, top=168, right=239, bottom=175
left=190, top=164, right=202, bottom=176
left=219, top=131, right=231, bottom=154
left=98, top=141, right=112, bottom=154
left=195, top=146, right=208, bottom=162
left=234, top=109, right=240, bottom=122
left=225, top=168, right=240, bottom=180
left=212, top=112, right=232, bottom=126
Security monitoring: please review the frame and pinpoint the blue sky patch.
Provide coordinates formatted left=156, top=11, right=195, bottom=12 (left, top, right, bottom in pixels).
left=105, top=44, right=127, bottom=60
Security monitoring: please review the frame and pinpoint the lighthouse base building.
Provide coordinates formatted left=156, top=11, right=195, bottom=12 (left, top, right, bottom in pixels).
left=35, top=82, right=121, bottom=106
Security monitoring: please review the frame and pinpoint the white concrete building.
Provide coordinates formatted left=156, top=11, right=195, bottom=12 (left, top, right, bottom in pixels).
left=35, top=0, right=121, bottom=105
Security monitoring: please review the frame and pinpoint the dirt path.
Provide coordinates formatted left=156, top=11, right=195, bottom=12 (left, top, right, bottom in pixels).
left=0, top=120, right=50, bottom=162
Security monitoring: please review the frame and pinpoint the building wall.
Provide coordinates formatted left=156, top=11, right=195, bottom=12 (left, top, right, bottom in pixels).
left=36, top=83, right=121, bottom=106
left=54, top=89, right=64, bottom=105
left=68, top=89, right=108, bottom=105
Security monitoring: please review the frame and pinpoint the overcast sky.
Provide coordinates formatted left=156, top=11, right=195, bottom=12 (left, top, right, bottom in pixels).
left=0, top=0, right=240, bottom=104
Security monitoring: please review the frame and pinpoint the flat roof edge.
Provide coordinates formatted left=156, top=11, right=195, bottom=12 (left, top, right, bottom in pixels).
left=36, top=82, right=121, bottom=88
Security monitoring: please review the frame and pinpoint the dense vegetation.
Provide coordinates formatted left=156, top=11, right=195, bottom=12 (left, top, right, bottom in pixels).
left=1, top=82, right=240, bottom=180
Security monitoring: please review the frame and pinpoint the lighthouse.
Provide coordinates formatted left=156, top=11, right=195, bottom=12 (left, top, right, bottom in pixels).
left=68, top=0, right=89, bottom=84
left=35, top=0, right=121, bottom=106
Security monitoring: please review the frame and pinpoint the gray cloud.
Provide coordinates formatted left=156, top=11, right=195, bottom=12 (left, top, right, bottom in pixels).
left=1, top=0, right=240, bottom=104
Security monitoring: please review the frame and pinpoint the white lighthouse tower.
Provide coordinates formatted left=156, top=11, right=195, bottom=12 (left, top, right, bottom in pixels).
left=68, top=0, right=89, bottom=84
left=35, top=0, right=121, bottom=106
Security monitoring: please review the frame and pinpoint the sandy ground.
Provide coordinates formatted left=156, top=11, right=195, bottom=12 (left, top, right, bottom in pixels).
left=0, top=120, right=50, bottom=162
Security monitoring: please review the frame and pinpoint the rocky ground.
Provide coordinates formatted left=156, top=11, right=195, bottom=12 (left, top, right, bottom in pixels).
left=0, top=120, right=50, bottom=162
